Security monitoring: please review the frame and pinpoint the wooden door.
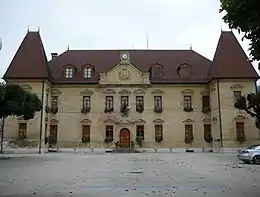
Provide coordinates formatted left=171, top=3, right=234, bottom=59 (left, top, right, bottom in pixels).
left=120, top=128, right=130, bottom=148
left=18, top=123, right=27, bottom=139
left=49, top=125, right=58, bottom=145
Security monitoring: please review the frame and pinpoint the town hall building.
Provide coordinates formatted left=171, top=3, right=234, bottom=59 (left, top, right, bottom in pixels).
left=2, top=30, right=260, bottom=150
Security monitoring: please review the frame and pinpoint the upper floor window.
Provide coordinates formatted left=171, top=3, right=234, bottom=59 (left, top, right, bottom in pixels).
left=65, top=67, right=73, bottom=78
left=202, top=95, right=210, bottom=112
left=121, top=96, right=129, bottom=108
left=150, top=65, right=163, bottom=78
left=51, top=96, right=58, bottom=109
left=105, top=96, right=113, bottom=110
left=83, top=96, right=91, bottom=108
left=184, top=96, right=192, bottom=110
left=234, top=91, right=241, bottom=103
left=136, top=96, right=144, bottom=112
left=154, top=96, right=162, bottom=109
left=185, top=124, right=193, bottom=144
left=84, top=67, right=92, bottom=79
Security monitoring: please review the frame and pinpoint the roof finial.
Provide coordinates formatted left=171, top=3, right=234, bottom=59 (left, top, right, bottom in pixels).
left=190, top=44, right=192, bottom=50
left=38, top=26, right=40, bottom=32
left=146, top=31, right=149, bottom=50
left=67, top=45, right=70, bottom=50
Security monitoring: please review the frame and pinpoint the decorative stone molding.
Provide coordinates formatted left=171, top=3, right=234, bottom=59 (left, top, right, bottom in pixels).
left=183, top=118, right=194, bottom=124
left=153, top=119, right=164, bottom=123
left=80, top=118, right=92, bottom=124
left=118, top=68, right=131, bottom=81
left=51, top=88, right=61, bottom=96
left=151, top=89, right=165, bottom=94
left=200, top=89, right=210, bottom=96
left=118, top=89, right=131, bottom=95
left=202, top=117, right=211, bottom=124
left=80, top=89, right=94, bottom=96
left=234, top=115, right=246, bottom=122
left=46, top=88, right=50, bottom=94
left=103, top=89, right=116, bottom=95
left=133, top=89, right=145, bottom=95
left=103, top=119, right=116, bottom=124
left=135, top=119, right=146, bottom=123
left=181, top=89, right=193, bottom=96
left=230, top=84, right=244, bottom=90
left=17, top=117, right=28, bottom=123
left=116, top=119, right=135, bottom=125
left=20, top=84, right=32, bottom=90
left=50, top=119, right=59, bottom=124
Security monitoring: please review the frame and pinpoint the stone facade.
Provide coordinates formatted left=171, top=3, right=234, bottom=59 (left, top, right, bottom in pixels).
left=3, top=75, right=260, bottom=149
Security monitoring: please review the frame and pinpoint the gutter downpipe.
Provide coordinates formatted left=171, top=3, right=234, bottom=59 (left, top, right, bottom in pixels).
left=217, top=80, right=223, bottom=152
left=39, top=80, right=44, bottom=154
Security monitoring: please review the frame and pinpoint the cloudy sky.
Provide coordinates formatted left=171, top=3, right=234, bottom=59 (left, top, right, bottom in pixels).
left=0, top=0, right=259, bottom=80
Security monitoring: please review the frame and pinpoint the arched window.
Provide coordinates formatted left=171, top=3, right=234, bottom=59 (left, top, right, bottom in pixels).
left=150, top=64, right=163, bottom=78
left=65, top=67, right=73, bottom=78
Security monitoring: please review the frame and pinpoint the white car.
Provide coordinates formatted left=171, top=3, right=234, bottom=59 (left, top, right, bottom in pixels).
left=237, top=144, right=260, bottom=164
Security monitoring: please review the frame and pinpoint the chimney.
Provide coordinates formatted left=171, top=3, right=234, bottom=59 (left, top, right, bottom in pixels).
left=51, top=53, right=58, bottom=60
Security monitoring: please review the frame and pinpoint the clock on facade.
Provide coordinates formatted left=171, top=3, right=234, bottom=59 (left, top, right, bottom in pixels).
left=121, top=53, right=128, bottom=60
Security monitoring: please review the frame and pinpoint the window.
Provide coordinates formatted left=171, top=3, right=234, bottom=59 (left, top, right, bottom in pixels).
left=151, top=66, right=163, bottom=78
left=136, top=125, right=144, bottom=140
left=154, top=96, right=162, bottom=109
left=234, top=91, right=241, bottom=103
left=18, top=123, right=27, bottom=140
left=185, top=125, right=193, bottom=144
left=105, top=125, right=113, bottom=138
left=184, top=96, right=192, bottom=109
left=136, top=96, right=144, bottom=111
left=84, top=67, right=92, bottom=79
left=121, top=96, right=129, bottom=107
left=202, top=95, right=210, bottom=111
left=65, top=67, right=73, bottom=78
left=204, top=124, right=212, bottom=143
left=51, top=96, right=58, bottom=109
left=83, top=96, right=91, bottom=108
left=82, top=125, right=90, bottom=139
left=105, top=96, right=113, bottom=109
left=236, top=122, right=245, bottom=142
left=180, top=66, right=191, bottom=78
left=155, top=125, right=163, bottom=141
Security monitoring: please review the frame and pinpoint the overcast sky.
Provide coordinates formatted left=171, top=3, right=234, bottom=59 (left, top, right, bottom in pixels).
left=0, top=0, right=259, bottom=80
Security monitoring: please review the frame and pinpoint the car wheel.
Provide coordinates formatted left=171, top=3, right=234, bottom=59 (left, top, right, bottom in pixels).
left=253, top=155, right=260, bottom=165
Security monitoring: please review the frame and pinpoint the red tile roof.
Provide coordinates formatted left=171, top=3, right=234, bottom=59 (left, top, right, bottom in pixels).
left=3, top=30, right=259, bottom=83
left=3, top=31, right=49, bottom=79
left=209, top=31, right=259, bottom=80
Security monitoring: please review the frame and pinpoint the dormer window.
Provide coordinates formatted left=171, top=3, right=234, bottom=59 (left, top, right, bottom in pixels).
left=150, top=64, right=163, bottom=78
left=177, top=64, right=191, bottom=78
left=84, top=67, right=92, bottom=79
left=65, top=67, right=73, bottom=78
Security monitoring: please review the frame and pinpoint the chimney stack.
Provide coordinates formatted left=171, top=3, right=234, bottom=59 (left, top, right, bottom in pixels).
left=51, top=53, right=58, bottom=60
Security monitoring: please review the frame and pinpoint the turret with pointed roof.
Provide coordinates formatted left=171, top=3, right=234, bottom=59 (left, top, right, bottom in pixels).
left=209, top=31, right=259, bottom=80
left=3, top=31, right=50, bottom=79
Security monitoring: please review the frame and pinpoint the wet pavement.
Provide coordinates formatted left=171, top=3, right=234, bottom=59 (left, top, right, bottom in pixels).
left=0, top=152, right=260, bottom=196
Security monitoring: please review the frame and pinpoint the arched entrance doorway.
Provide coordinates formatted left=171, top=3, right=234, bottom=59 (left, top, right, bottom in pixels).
left=120, top=128, right=130, bottom=148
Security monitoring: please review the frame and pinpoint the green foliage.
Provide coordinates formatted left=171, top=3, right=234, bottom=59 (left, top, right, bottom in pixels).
left=234, top=92, right=260, bottom=129
left=0, top=83, right=42, bottom=119
left=220, top=0, right=260, bottom=62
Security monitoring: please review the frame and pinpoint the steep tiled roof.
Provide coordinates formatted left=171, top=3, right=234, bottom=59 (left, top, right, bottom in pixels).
left=209, top=31, right=259, bottom=80
left=3, top=30, right=259, bottom=83
left=48, top=50, right=212, bottom=83
left=3, top=31, right=49, bottom=79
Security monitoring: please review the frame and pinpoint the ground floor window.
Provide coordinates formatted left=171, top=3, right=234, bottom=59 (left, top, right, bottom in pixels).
left=236, top=122, right=245, bottom=142
left=136, top=125, right=144, bottom=140
left=155, top=125, right=163, bottom=142
left=204, top=124, right=212, bottom=143
left=105, top=125, right=113, bottom=142
left=18, top=123, right=27, bottom=140
left=185, top=124, right=193, bottom=144
left=82, top=125, right=90, bottom=143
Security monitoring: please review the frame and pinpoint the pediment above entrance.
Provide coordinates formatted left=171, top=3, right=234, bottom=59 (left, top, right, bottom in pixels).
left=116, top=119, right=135, bottom=125
left=183, top=118, right=194, bottom=124
left=51, top=88, right=61, bottom=96
left=153, top=119, right=164, bottom=123
left=80, top=89, right=94, bottom=96
left=103, top=119, right=116, bottom=124
left=135, top=119, right=146, bottom=123
left=80, top=118, right=92, bottom=124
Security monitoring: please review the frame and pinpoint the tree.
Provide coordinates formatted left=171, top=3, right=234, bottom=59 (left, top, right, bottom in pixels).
left=234, top=92, right=260, bottom=129
left=220, top=0, right=260, bottom=63
left=0, top=83, right=42, bottom=152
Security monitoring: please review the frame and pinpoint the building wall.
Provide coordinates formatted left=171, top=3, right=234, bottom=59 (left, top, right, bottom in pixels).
left=3, top=71, right=260, bottom=149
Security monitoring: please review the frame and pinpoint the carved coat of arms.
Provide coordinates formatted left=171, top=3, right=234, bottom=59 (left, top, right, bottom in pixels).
left=119, top=68, right=130, bottom=80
